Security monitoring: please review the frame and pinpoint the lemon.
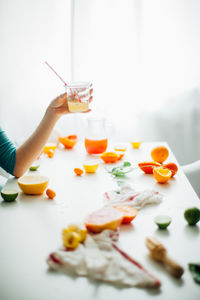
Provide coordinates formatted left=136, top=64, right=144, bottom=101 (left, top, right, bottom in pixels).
left=83, top=161, right=99, bottom=173
left=63, top=224, right=87, bottom=242
left=18, top=175, right=49, bottom=195
left=131, top=141, right=142, bottom=149
left=62, top=231, right=80, bottom=250
left=1, top=189, right=19, bottom=202
left=184, top=207, right=200, bottom=226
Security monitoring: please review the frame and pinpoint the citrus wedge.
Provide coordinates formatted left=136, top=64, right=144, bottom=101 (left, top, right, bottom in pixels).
left=154, top=215, right=172, bottom=229
left=85, top=207, right=123, bottom=233
left=153, top=167, right=172, bottom=183
left=18, top=175, right=49, bottom=195
left=29, top=164, right=40, bottom=171
left=100, top=152, right=120, bottom=163
left=131, top=141, right=142, bottom=149
left=83, top=161, right=99, bottom=173
left=43, top=143, right=57, bottom=153
left=1, top=189, right=19, bottom=202
left=114, top=205, right=138, bottom=224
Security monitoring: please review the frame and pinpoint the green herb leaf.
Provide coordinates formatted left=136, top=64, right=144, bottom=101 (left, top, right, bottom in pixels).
left=117, top=181, right=125, bottom=186
left=189, top=263, right=200, bottom=284
left=123, top=161, right=131, bottom=167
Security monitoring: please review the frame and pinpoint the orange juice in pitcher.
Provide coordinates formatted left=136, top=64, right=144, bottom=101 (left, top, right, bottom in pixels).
left=84, top=117, right=108, bottom=154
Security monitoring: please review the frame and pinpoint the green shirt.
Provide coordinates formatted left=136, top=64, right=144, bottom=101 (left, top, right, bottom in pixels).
left=0, top=128, right=16, bottom=175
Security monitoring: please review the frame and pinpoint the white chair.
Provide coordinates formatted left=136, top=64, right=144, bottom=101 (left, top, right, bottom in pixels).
left=182, top=160, right=200, bottom=198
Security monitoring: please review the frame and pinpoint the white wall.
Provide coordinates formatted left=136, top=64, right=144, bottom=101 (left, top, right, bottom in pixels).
left=0, top=0, right=71, bottom=140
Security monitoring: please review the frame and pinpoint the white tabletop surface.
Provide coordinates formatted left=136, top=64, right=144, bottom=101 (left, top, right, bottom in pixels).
left=0, top=142, right=199, bottom=300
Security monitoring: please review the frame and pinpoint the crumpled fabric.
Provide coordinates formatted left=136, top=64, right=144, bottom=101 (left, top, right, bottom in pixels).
left=103, top=184, right=163, bottom=210
left=47, top=230, right=160, bottom=288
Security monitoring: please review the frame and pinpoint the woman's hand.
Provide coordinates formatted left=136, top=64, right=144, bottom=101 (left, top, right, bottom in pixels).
left=49, top=84, right=93, bottom=118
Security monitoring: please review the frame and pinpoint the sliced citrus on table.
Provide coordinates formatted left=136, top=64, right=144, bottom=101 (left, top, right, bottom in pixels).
left=59, top=135, right=77, bottom=149
left=100, top=152, right=120, bottom=163
left=153, top=167, right=172, bottom=183
left=163, top=162, right=178, bottom=177
left=62, top=231, right=80, bottom=250
left=138, top=161, right=161, bottom=174
left=18, top=175, right=49, bottom=195
left=130, top=141, right=142, bottom=149
left=154, top=215, right=172, bottom=229
left=29, top=164, right=40, bottom=171
left=63, top=224, right=87, bottom=243
left=1, top=189, right=19, bottom=202
left=114, top=205, right=138, bottom=224
left=83, top=161, right=99, bottom=173
left=43, top=143, right=57, bottom=153
left=151, top=146, right=169, bottom=163
left=85, top=207, right=123, bottom=233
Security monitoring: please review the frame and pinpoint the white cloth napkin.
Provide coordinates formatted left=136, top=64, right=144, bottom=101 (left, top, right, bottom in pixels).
left=103, top=184, right=163, bottom=210
left=47, top=230, right=160, bottom=288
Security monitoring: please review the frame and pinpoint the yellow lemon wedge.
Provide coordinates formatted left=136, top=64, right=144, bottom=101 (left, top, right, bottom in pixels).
left=83, top=161, right=99, bottom=173
left=153, top=167, right=172, bottom=184
left=18, top=175, right=49, bottom=195
left=130, top=141, right=142, bottom=149
left=43, top=143, right=57, bottom=154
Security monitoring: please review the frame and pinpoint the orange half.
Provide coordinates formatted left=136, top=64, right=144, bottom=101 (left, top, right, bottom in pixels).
left=153, top=167, right=172, bottom=183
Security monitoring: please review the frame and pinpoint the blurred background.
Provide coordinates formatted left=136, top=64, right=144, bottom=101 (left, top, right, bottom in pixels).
left=0, top=0, right=200, bottom=165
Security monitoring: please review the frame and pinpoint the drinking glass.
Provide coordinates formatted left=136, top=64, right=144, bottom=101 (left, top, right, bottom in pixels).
left=66, top=82, right=90, bottom=113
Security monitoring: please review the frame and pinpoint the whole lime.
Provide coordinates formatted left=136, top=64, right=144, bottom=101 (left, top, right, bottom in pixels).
left=184, top=207, right=200, bottom=226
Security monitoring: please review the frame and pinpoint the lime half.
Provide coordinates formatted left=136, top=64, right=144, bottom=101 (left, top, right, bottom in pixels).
left=29, top=164, right=40, bottom=171
left=1, top=189, right=19, bottom=202
left=154, top=215, right=172, bottom=229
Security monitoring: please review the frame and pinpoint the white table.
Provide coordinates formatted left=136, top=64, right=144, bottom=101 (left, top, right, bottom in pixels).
left=0, top=142, right=199, bottom=300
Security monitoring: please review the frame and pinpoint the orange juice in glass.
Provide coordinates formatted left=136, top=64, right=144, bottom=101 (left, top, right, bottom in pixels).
left=66, top=82, right=90, bottom=113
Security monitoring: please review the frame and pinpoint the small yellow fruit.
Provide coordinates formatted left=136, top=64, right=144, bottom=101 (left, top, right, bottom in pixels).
left=131, top=141, right=142, bottom=149
left=83, top=162, right=99, bottom=173
left=67, top=224, right=87, bottom=242
left=62, top=231, right=80, bottom=250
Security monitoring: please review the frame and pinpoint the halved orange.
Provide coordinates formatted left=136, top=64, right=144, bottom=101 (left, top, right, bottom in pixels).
left=163, top=162, right=178, bottom=177
left=59, top=135, right=77, bottom=149
left=153, top=167, right=172, bottom=184
left=100, top=152, right=120, bottom=163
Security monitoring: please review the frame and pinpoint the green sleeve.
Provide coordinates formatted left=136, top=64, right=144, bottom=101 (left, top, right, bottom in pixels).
left=0, top=128, right=16, bottom=175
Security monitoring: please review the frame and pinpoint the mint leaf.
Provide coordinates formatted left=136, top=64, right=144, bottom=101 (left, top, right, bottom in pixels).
left=117, top=181, right=125, bottom=186
left=123, top=162, right=131, bottom=167
left=189, top=263, right=200, bottom=284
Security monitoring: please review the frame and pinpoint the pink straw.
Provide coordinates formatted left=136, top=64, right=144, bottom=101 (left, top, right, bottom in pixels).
left=45, top=61, right=67, bottom=86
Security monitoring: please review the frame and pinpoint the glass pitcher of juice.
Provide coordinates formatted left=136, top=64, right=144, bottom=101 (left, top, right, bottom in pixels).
left=85, top=117, right=108, bottom=154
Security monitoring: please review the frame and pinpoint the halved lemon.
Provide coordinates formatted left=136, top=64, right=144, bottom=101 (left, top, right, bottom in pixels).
left=130, top=141, right=142, bottom=149
left=83, top=161, right=99, bottom=173
left=153, top=167, right=172, bottom=184
left=18, top=175, right=49, bottom=195
left=43, top=143, right=57, bottom=154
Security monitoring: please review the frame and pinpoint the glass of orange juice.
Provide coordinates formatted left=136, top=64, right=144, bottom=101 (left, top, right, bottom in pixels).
left=85, top=117, right=108, bottom=154
left=66, top=82, right=90, bottom=113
